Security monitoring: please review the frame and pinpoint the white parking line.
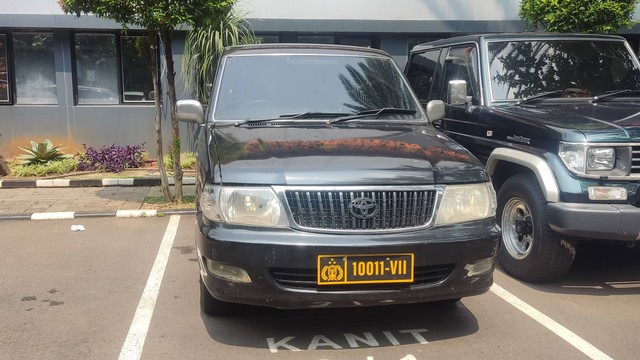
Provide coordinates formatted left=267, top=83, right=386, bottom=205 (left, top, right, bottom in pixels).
left=491, top=283, right=613, bottom=360
left=118, top=215, right=181, bottom=360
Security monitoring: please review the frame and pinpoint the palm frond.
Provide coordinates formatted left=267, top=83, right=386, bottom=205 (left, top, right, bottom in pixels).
left=182, top=10, right=260, bottom=103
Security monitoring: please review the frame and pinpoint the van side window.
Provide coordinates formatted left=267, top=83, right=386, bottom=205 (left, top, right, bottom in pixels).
left=442, top=46, right=480, bottom=104
left=406, top=49, right=440, bottom=105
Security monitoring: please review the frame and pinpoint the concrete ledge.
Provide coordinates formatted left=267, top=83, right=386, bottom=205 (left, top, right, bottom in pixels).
left=36, top=179, right=71, bottom=187
left=31, top=212, right=76, bottom=220
left=116, top=209, right=158, bottom=218
left=0, top=177, right=196, bottom=189
left=0, top=209, right=195, bottom=221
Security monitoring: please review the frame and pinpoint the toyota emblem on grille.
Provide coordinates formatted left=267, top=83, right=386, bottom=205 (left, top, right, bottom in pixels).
left=349, top=197, right=379, bottom=220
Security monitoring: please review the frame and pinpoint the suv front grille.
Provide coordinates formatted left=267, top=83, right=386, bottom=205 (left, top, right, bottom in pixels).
left=283, top=188, right=438, bottom=232
left=632, top=146, right=640, bottom=174
left=270, top=264, right=454, bottom=290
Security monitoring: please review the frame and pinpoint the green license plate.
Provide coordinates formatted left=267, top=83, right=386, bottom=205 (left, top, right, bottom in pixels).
left=317, top=253, right=414, bottom=285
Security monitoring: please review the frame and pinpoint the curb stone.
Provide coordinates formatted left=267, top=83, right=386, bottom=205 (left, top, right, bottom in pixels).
left=0, top=177, right=196, bottom=189
left=0, top=209, right=195, bottom=221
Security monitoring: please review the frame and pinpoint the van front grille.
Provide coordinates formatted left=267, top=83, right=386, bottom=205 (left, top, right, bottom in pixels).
left=283, top=188, right=438, bottom=232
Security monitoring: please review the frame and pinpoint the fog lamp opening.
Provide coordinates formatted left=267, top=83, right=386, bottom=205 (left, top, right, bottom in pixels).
left=205, top=258, right=252, bottom=283
left=465, top=257, right=495, bottom=277
left=588, top=186, right=627, bottom=201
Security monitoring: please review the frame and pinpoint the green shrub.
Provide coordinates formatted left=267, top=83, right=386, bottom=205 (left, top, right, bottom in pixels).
left=164, top=152, right=197, bottom=170
left=16, top=139, right=71, bottom=165
left=10, top=158, right=78, bottom=177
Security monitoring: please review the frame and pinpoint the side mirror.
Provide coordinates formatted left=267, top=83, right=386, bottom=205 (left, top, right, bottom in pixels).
left=176, top=100, right=205, bottom=125
left=425, top=100, right=445, bottom=123
left=447, top=80, right=468, bottom=105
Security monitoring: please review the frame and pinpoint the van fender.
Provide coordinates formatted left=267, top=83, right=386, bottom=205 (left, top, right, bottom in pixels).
left=486, top=148, right=560, bottom=203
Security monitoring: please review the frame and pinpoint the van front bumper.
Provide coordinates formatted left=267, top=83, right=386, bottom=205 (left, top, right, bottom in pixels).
left=196, top=218, right=500, bottom=309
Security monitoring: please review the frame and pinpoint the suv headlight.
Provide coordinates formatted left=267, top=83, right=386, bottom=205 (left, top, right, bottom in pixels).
left=200, top=184, right=289, bottom=227
left=559, top=142, right=616, bottom=174
left=435, top=182, right=496, bottom=225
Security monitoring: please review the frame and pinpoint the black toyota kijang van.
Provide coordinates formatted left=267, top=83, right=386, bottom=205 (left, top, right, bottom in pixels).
left=176, top=44, right=500, bottom=316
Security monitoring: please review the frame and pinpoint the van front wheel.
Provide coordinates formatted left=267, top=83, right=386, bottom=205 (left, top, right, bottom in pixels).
left=200, top=277, right=233, bottom=316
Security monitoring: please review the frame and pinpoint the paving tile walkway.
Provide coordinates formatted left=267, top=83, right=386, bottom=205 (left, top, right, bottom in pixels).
left=0, top=185, right=195, bottom=216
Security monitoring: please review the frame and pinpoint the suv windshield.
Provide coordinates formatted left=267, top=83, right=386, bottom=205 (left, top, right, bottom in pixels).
left=488, top=39, right=640, bottom=101
left=214, top=54, right=422, bottom=120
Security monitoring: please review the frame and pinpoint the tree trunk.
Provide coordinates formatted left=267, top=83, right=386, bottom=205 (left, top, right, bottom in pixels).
left=149, top=32, right=172, bottom=201
left=162, top=30, right=184, bottom=203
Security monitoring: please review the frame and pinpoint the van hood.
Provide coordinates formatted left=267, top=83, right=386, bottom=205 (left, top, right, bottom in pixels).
left=496, top=101, right=640, bottom=142
left=209, top=123, right=487, bottom=185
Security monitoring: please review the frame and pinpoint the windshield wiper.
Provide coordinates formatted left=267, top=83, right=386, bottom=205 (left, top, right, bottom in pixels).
left=234, top=112, right=351, bottom=127
left=516, top=90, right=569, bottom=106
left=326, top=108, right=417, bottom=125
left=591, top=89, right=640, bottom=103
left=279, top=111, right=351, bottom=119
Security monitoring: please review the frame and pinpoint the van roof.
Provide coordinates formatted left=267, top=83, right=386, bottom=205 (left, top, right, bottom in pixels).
left=223, top=43, right=391, bottom=57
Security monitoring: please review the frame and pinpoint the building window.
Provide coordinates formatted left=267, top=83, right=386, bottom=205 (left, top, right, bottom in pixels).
left=121, top=36, right=153, bottom=102
left=337, top=37, right=373, bottom=48
left=74, top=33, right=119, bottom=104
left=258, top=35, right=279, bottom=43
left=297, top=35, right=334, bottom=44
left=0, top=34, right=9, bottom=103
left=13, top=32, right=57, bottom=105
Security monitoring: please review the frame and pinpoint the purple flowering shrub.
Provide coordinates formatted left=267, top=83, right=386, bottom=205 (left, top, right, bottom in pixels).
left=77, top=143, right=145, bottom=173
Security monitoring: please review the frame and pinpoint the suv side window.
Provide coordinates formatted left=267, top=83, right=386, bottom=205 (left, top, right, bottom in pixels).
left=406, top=49, right=441, bottom=105
left=442, top=46, right=480, bottom=104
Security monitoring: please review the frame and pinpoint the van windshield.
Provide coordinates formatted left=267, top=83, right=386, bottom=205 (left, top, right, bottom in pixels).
left=213, top=54, right=422, bottom=120
left=488, top=39, right=640, bottom=101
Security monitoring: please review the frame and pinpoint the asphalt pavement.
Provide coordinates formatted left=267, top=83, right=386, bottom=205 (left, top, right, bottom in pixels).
left=0, top=177, right=196, bottom=220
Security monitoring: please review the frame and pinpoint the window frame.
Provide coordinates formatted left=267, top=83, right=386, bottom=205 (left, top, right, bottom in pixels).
left=12, top=31, right=58, bottom=105
left=72, top=31, right=156, bottom=106
left=0, top=32, right=13, bottom=104
left=120, top=34, right=154, bottom=103
left=406, top=48, right=442, bottom=105
left=441, top=44, right=481, bottom=105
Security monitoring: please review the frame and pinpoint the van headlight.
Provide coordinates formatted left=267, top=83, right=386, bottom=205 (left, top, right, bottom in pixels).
left=435, top=182, right=496, bottom=225
left=200, top=184, right=289, bottom=227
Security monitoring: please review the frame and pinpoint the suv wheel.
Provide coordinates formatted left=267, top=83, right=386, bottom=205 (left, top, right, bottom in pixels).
left=497, top=173, right=576, bottom=282
left=200, top=277, right=233, bottom=316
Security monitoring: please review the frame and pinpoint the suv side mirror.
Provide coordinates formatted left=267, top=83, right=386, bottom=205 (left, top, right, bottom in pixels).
left=176, top=100, right=205, bottom=125
left=425, top=100, right=445, bottom=123
left=447, top=80, right=468, bottom=105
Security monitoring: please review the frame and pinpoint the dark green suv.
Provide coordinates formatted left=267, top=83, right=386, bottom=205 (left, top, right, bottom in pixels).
left=406, top=33, right=640, bottom=282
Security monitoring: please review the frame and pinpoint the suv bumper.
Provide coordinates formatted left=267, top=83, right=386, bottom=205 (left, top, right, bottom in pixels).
left=548, top=203, right=640, bottom=241
left=197, top=218, right=500, bottom=309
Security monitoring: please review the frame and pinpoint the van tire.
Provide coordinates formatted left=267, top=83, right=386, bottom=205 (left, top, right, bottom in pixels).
left=200, top=277, right=233, bottom=316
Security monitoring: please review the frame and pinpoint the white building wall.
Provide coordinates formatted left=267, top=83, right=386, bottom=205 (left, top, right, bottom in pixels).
left=1, top=0, right=65, bottom=15
left=237, top=0, right=521, bottom=21
left=4, top=0, right=639, bottom=23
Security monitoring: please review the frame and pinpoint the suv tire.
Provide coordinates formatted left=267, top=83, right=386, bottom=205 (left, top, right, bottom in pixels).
left=497, top=173, right=576, bottom=282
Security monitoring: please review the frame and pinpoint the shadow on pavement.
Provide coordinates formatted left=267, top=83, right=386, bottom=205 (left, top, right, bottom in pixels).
left=515, top=240, right=640, bottom=296
left=202, top=300, right=478, bottom=351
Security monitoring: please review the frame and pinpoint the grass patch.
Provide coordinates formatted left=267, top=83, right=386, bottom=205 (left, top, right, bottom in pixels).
left=164, top=152, right=197, bottom=170
left=142, top=195, right=196, bottom=209
left=9, top=158, right=78, bottom=177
